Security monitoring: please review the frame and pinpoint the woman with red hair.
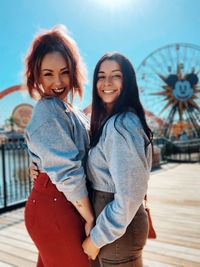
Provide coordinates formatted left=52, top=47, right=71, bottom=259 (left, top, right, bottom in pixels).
left=24, top=25, right=93, bottom=267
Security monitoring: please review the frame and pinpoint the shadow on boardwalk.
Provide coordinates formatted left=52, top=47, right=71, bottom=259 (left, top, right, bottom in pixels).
left=0, top=163, right=200, bottom=267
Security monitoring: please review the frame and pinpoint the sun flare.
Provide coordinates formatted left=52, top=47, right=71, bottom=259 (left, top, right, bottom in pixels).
left=95, top=0, right=132, bottom=9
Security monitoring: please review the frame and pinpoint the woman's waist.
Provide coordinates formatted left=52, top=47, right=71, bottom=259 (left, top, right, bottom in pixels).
left=92, top=189, right=115, bottom=198
left=90, top=182, right=116, bottom=194
left=33, top=172, right=64, bottom=197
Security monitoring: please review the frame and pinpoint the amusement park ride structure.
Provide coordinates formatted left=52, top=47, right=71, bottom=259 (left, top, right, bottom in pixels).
left=0, top=85, right=22, bottom=100
left=137, top=43, right=200, bottom=139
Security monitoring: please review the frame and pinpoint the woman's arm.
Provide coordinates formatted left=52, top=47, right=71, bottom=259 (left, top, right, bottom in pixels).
left=29, top=162, right=39, bottom=182
left=88, top=113, right=152, bottom=248
left=73, top=197, right=94, bottom=236
left=26, top=100, right=94, bottom=234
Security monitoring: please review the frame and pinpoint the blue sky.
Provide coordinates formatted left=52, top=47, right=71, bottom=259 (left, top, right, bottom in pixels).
left=0, top=0, right=200, bottom=126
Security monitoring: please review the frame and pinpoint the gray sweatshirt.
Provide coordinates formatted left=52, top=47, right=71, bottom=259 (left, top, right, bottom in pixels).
left=25, top=97, right=90, bottom=202
left=87, top=112, right=152, bottom=248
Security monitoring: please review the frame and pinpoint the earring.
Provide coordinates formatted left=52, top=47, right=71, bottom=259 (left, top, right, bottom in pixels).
left=38, top=84, right=45, bottom=93
left=38, top=83, right=45, bottom=94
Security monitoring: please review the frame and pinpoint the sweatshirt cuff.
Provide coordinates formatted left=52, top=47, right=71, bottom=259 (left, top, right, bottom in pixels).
left=90, top=227, right=105, bottom=248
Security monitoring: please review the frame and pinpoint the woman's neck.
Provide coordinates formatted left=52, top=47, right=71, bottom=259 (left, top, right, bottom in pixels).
left=105, top=103, right=113, bottom=115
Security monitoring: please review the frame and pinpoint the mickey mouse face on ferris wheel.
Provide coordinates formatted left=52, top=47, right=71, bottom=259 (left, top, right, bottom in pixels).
left=165, top=73, right=198, bottom=102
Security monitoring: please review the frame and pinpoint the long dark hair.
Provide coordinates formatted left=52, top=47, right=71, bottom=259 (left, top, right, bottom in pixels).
left=90, top=52, right=153, bottom=147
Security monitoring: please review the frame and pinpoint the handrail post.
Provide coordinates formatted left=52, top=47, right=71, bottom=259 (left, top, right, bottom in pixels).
left=1, top=144, right=7, bottom=208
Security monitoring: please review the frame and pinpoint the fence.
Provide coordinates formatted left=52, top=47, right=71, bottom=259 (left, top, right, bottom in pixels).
left=0, top=142, right=32, bottom=213
left=160, top=138, right=200, bottom=162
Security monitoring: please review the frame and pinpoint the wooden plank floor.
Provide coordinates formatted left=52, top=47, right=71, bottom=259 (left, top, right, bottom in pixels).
left=0, top=163, right=200, bottom=267
left=143, top=163, right=200, bottom=267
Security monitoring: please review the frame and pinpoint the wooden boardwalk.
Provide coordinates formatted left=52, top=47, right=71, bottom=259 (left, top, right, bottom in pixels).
left=0, top=163, right=200, bottom=267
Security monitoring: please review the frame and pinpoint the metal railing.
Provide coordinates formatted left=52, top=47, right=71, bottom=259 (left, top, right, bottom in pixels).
left=0, top=142, right=32, bottom=213
left=155, top=138, right=200, bottom=162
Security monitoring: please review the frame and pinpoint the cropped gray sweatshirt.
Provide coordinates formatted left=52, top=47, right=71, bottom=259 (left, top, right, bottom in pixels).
left=87, top=112, right=152, bottom=248
left=25, top=97, right=90, bottom=202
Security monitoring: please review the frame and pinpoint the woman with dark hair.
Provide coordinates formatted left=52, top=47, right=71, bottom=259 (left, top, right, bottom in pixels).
left=24, top=25, right=93, bottom=267
left=82, top=52, right=153, bottom=267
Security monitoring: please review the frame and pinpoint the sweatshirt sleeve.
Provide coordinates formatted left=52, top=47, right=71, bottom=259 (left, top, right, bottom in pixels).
left=90, top=113, right=152, bottom=248
left=26, top=112, right=88, bottom=202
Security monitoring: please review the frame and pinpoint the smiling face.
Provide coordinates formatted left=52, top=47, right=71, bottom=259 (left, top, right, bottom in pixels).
left=39, top=51, right=71, bottom=100
left=173, top=80, right=193, bottom=101
left=96, top=60, right=123, bottom=111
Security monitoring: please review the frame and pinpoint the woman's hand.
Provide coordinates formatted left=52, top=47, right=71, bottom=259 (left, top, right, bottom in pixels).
left=82, top=236, right=100, bottom=260
left=29, top=162, right=39, bottom=182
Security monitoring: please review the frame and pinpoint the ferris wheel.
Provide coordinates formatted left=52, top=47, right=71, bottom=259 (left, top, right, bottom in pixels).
left=137, top=43, right=200, bottom=139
